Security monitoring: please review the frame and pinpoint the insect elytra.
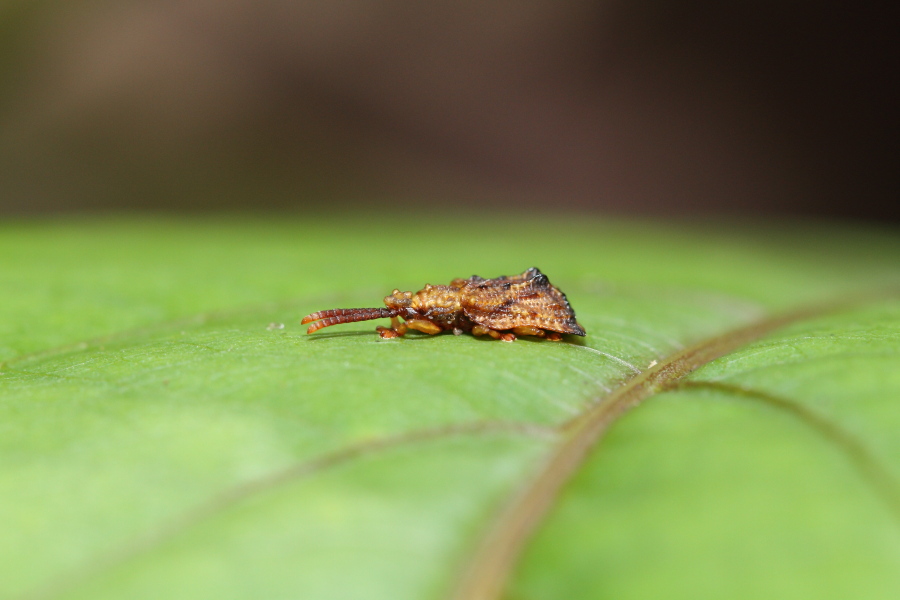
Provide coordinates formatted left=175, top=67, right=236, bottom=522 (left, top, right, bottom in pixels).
left=301, top=267, right=585, bottom=342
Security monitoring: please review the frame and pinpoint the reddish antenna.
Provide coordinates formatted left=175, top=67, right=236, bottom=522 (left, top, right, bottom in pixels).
left=301, top=308, right=398, bottom=334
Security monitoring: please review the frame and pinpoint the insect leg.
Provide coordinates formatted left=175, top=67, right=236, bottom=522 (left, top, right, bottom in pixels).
left=404, top=319, right=442, bottom=335
left=512, top=326, right=545, bottom=337
left=376, top=316, right=408, bottom=339
left=473, top=325, right=516, bottom=342
left=392, top=317, right=408, bottom=335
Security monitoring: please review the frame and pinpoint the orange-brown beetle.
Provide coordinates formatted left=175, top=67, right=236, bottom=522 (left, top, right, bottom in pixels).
left=301, top=267, right=585, bottom=342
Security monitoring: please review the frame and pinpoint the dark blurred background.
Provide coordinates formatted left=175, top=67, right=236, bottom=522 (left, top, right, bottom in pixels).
left=0, top=1, right=897, bottom=220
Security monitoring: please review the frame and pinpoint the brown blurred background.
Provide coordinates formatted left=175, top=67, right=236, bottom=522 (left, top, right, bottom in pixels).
left=0, top=1, right=896, bottom=220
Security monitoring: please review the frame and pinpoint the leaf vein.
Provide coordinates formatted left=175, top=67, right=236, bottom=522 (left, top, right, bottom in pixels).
left=448, top=298, right=867, bottom=600
left=675, top=380, right=900, bottom=521
left=18, top=421, right=555, bottom=600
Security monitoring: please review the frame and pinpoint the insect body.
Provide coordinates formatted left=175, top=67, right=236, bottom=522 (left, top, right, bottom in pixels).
left=301, top=267, right=585, bottom=342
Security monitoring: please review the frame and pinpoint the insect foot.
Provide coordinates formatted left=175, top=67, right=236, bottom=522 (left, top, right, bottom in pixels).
left=375, top=326, right=402, bottom=339
left=301, top=267, right=586, bottom=341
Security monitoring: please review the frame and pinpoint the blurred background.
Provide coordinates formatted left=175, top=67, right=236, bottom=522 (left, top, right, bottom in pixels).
left=0, top=0, right=896, bottom=221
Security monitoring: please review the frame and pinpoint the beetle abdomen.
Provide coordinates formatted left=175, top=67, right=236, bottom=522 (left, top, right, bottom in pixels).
left=460, top=267, right=585, bottom=335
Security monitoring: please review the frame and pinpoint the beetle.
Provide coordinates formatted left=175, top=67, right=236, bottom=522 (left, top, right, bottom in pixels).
left=301, top=267, right=585, bottom=342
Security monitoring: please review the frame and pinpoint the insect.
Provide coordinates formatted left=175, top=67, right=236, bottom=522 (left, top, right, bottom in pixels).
left=301, top=267, right=586, bottom=342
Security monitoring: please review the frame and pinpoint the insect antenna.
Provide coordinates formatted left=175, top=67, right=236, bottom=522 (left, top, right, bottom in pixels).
left=301, top=308, right=398, bottom=334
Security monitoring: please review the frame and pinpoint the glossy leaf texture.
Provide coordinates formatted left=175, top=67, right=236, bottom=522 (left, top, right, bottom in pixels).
left=0, top=217, right=898, bottom=600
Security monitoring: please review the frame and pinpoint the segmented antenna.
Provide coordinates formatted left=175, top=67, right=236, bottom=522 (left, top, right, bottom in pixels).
left=301, top=308, right=397, bottom=333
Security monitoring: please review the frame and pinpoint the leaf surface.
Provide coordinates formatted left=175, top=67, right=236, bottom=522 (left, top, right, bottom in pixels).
left=0, top=217, right=898, bottom=600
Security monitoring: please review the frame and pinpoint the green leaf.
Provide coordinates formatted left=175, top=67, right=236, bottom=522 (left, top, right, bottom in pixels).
left=1, top=216, right=898, bottom=600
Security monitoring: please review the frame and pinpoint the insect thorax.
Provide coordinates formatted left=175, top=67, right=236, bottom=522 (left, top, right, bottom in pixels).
left=410, top=284, right=464, bottom=328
